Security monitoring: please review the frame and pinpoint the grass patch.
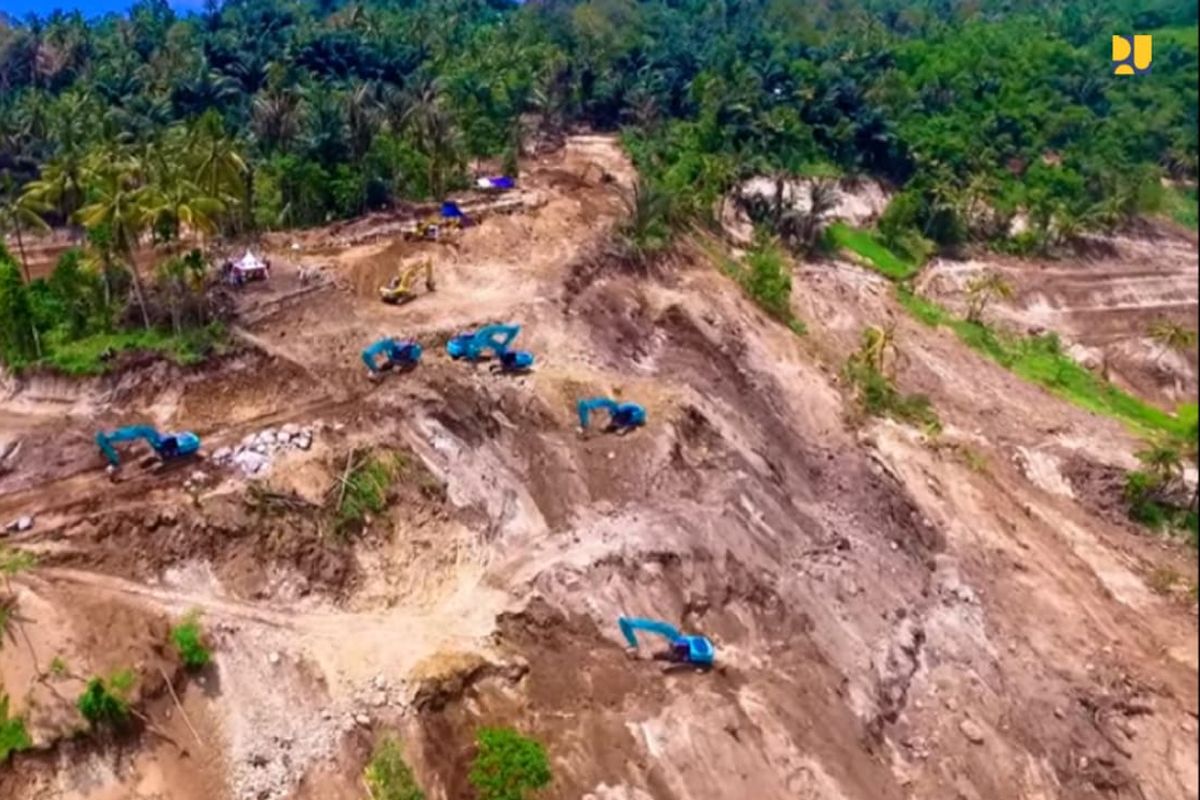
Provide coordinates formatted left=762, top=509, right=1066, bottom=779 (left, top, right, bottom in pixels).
left=35, top=323, right=226, bottom=376
left=896, top=286, right=951, bottom=326
left=0, top=694, right=31, bottom=762
left=826, top=223, right=920, bottom=280
left=364, top=735, right=425, bottom=800
left=170, top=611, right=211, bottom=670
left=332, top=449, right=409, bottom=536
left=1162, top=184, right=1198, bottom=230
left=896, top=288, right=1195, bottom=440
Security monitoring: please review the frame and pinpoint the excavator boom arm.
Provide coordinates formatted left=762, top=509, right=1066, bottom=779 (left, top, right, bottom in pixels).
left=95, top=425, right=164, bottom=467
left=618, top=616, right=683, bottom=649
left=578, top=397, right=620, bottom=429
left=475, top=324, right=520, bottom=359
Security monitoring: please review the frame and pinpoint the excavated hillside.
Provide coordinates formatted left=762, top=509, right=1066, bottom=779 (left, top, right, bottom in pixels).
left=0, top=136, right=1196, bottom=800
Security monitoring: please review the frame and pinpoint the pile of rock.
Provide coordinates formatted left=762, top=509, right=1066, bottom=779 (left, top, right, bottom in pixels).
left=212, top=423, right=315, bottom=477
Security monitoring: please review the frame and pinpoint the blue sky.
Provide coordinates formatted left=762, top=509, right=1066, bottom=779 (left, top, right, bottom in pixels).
left=2, top=0, right=206, bottom=19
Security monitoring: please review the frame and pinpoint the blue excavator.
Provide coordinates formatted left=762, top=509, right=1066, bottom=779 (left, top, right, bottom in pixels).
left=619, top=616, right=715, bottom=667
left=96, top=425, right=201, bottom=472
left=363, top=337, right=422, bottom=380
left=577, top=397, right=646, bottom=434
left=446, top=323, right=534, bottom=373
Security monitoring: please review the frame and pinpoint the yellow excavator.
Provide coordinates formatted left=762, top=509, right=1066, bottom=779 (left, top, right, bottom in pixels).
left=403, top=202, right=468, bottom=242
left=380, top=259, right=435, bottom=305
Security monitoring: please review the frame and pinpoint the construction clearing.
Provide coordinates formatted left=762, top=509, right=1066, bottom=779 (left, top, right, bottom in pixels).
left=0, top=135, right=1197, bottom=800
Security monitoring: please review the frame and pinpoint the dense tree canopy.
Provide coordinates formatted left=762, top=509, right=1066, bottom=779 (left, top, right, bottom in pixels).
left=0, top=0, right=1195, bottom=369
left=0, top=0, right=1194, bottom=230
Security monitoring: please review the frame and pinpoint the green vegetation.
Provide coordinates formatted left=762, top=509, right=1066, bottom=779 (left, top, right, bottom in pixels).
left=731, top=236, right=805, bottom=334
left=894, top=286, right=1195, bottom=440
left=468, top=727, right=552, bottom=800
left=843, top=326, right=940, bottom=433
left=77, top=669, right=136, bottom=730
left=1124, top=438, right=1198, bottom=545
left=0, top=0, right=1191, bottom=321
left=331, top=449, right=408, bottom=535
left=170, top=611, right=212, bottom=671
left=0, top=547, right=35, bottom=594
left=826, top=223, right=920, bottom=280
left=35, top=323, right=225, bottom=376
left=0, top=694, right=31, bottom=763
left=1163, top=184, right=1199, bottom=230
left=49, top=656, right=68, bottom=677
left=0, top=243, right=226, bottom=375
left=364, top=736, right=425, bottom=800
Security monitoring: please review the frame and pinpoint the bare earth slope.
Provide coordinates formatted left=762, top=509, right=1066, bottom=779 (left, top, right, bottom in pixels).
left=915, top=227, right=1200, bottom=408
left=0, top=137, right=1195, bottom=800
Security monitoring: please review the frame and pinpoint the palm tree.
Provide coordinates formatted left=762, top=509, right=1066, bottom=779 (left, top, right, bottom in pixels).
left=0, top=180, right=51, bottom=283
left=788, top=179, right=839, bottom=254
left=858, top=324, right=900, bottom=376
left=188, top=111, right=247, bottom=206
left=965, top=270, right=1014, bottom=323
left=1148, top=319, right=1198, bottom=363
left=1136, top=441, right=1185, bottom=504
left=618, top=180, right=673, bottom=264
left=401, top=77, right=463, bottom=199
left=344, top=82, right=381, bottom=162
left=141, top=175, right=224, bottom=249
left=252, top=89, right=306, bottom=154
left=77, top=154, right=153, bottom=329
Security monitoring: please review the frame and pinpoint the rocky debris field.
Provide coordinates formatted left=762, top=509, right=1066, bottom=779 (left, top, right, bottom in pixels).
left=212, top=423, right=317, bottom=477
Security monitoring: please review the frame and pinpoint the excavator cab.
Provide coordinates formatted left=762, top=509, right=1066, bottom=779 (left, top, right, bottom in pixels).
left=95, top=425, right=201, bottom=474
left=577, top=397, right=646, bottom=434
left=363, top=338, right=422, bottom=380
left=495, top=350, right=534, bottom=374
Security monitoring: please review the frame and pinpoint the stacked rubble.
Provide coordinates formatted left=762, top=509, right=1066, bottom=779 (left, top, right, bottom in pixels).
left=212, top=423, right=315, bottom=477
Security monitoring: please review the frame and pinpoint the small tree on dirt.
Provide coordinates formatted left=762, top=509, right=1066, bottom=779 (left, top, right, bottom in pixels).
left=1148, top=319, right=1198, bottom=363
left=964, top=271, right=1014, bottom=324
left=856, top=324, right=901, bottom=377
left=0, top=549, right=42, bottom=675
left=1138, top=442, right=1185, bottom=486
left=0, top=546, right=35, bottom=596
left=468, top=727, right=552, bottom=800
left=77, top=669, right=136, bottom=730
left=0, top=694, right=32, bottom=763
left=617, top=180, right=673, bottom=265
left=170, top=610, right=212, bottom=670
left=364, top=735, right=425, bottom=800
left=741, top=235, right=793, bottom=321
